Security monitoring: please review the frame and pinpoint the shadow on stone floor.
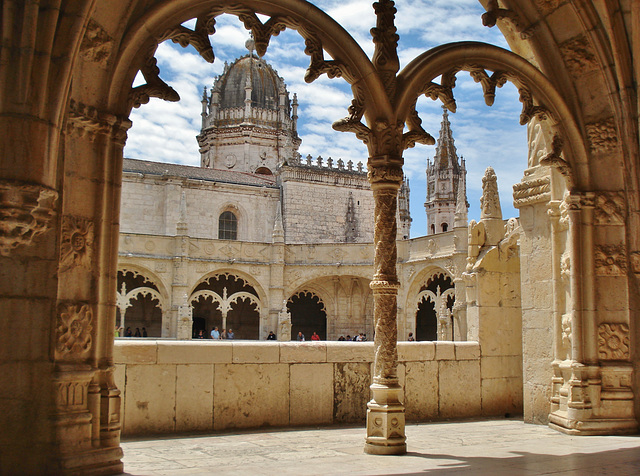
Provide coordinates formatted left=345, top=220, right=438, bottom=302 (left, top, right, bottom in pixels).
left=399, top=446, right=640, bottom=475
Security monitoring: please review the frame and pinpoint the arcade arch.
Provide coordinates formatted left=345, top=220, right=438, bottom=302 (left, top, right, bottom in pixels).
left=116, top=268, right=168, bottom=337
left=190, top=272, right=263, bottom=339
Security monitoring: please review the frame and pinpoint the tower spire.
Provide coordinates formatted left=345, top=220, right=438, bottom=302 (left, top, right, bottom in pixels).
left=424, top=107, right=466, bottom=235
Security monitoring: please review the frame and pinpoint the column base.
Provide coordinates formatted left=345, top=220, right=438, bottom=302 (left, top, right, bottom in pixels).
left=549, top=412, right=638, bottom=436
left=364, top=383, right=407, bottom=455
left=51, top=446, right=124, bottom=475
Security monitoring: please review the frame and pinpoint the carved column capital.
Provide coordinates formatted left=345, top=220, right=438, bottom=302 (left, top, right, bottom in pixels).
left=0, top=179, right=58, bottom=256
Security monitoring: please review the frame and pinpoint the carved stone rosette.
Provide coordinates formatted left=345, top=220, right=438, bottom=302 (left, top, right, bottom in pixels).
left=598, top=323, right=630, bottom=360
left=56, top=302, right=93, bottom=357
left=60, top=215, right=94, bottom=273
left=0, top=180, right=58, bottom=256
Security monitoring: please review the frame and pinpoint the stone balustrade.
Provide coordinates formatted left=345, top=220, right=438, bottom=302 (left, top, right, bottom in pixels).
left=112, top=340, right=509, bottom=436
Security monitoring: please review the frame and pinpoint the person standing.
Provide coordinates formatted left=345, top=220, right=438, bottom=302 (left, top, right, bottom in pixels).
left=227, top=328, right=235, bottom=339
left=408, top=332, right=415, bottom=341
left=297, top=331, right=305, bottom=342
left=211, top=327, right=220, bottom=339
left=311, top=332, right=320, bottom=341
left=267, top=331, right=276, bottom=340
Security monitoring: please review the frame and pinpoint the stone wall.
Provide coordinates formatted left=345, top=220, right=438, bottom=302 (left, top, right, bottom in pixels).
left=113, top=340, right=518, bottom=436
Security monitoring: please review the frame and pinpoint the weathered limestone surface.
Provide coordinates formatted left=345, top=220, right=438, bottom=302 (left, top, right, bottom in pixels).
left=114, top=341, right=490, bottom=435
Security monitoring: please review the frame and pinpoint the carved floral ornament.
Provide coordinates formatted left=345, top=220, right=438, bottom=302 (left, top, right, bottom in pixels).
left=598, top=323, right=630, bottom=360
left=56, top=302, right=93, bottom=356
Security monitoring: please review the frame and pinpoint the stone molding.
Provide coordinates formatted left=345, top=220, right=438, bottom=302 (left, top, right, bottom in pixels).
left=0, top=179, right=58, bottom=256
left=598, top=323, right=630, bottom=360
left=513, top=176, right=551, bottom=208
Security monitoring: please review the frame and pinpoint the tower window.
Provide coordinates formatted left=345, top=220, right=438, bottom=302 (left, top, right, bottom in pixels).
left=218, top=211, right=238, bottom=240
left=430, top=224, right=436, bottom=234
left=441, top=223, right=448, bottom=232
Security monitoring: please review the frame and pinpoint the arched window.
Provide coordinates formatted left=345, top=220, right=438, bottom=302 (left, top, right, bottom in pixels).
left=430, top=224, right=435, bottom=234
left=218, top=211, right=237, bottom=240
left=441, top=223, right=448, bottom=232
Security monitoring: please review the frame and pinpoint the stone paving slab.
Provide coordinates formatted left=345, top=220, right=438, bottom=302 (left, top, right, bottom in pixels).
left=121, top=418, right=640, bottom=475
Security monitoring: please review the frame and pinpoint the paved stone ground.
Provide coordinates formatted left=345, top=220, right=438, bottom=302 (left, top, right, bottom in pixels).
left=121, top=418, right=640, bottom=475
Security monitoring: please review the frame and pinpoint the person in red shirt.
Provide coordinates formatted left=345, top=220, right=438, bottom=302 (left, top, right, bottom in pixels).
left=311, top=331, right=320, bottom=341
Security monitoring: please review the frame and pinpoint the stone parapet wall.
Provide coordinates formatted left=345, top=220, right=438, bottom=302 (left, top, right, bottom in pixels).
left=113, top=340, right=517, bottom=436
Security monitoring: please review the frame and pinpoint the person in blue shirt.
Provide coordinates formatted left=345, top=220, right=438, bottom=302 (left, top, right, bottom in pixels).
left=211, top=327, right=220, bottom=339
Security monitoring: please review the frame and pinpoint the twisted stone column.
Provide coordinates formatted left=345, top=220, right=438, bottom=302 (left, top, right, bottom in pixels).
left=365, top=162, right=406, bottom=455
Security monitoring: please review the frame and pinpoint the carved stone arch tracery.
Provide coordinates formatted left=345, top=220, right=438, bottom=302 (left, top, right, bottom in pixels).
left=397, top=41, right=590, bottom=191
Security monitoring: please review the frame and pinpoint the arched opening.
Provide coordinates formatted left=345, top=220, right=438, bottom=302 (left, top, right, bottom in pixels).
left=218, top=210, right=238, bottom=240
left=287, top=291, right=327, bottom=341
left=116, top=270, right=164, bottom=337
left=191, top=273, right=260, bottom=339
left=415, top=272, right=454, bottom=341
left=441, top=223, right=448, bottom=232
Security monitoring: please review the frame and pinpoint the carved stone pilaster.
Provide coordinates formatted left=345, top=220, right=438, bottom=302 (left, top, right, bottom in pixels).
left=0, top=180, right=58, bottom=256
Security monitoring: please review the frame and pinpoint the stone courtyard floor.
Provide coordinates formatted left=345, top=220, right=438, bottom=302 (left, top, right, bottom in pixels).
left=121, top=418, right=640, bottom=475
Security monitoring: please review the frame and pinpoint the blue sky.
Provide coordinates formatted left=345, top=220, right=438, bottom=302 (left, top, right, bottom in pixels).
left=124, top=0, right=528, bottom=238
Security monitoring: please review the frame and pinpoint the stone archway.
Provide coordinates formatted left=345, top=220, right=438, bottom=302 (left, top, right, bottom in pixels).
left=415, top=272, right=455, bottom=342
left=287, top=290, right=327, bottom=341
left=3, top=1, right=639, bottom=473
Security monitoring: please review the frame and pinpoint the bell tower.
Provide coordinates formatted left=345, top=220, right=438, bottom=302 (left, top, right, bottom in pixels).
left=424, top=107, right=467, bottom=234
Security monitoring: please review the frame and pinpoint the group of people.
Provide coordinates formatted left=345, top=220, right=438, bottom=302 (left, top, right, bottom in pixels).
left=338, top=333, right=367, bottom=341
left=194, top=326, right=235, bottom=339
left=115, top=326, right=147, bottom=337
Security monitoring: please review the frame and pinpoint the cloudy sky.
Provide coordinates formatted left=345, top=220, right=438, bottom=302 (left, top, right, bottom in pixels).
left=125, top=0, right=528, bottom=238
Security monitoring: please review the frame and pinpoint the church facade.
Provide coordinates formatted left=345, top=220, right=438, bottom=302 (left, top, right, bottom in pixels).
left=117, top=52, right=466, bottom=343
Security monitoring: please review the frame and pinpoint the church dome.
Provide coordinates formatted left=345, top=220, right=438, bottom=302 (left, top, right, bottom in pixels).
left=214, top=55, right=290, bottom=113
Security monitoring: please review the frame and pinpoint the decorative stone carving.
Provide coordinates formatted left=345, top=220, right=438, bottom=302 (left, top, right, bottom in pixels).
left=598, top=323, right=630, bottom=360
left=129, top=50, right=180, bottom=109
left=594, top=192, right=625, bottom=225
left=561, top=313, right=572, bottom=358
left=540, top=133, right=572, bottom=187
left=426, top=239, right=438, bottom=255
left=482, top=0, right=523, bottom=31
left=54, top=380, right=90, bottom=412
left=161, top=12, right=217, bottom=63
left=535, top=0, right=561, bottom=15
left=586, top=119, right=618, bottom=152
left=595, top=245, right=627, bottom=276
left=277, top=300, right=292, bottom=341
left=560, top=35, right=599, bottom=76
left=630, top=252, right=640, bottom=274
left=59, top=216, right=94, bottom=273
left=0, top=180, right=58, bottom=256
left=526, top=118, right=549, bottom=167
left=560, top=251, right=571, bottom=281
left=67, top=100, right=132, bottom=144
left=513, top=176, right=551, bottom=208
left=56, top=303, right=93, bottom=355
left=480, top=167, right=502, bottom=219
left=79, top=19, right=113, bottom=63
